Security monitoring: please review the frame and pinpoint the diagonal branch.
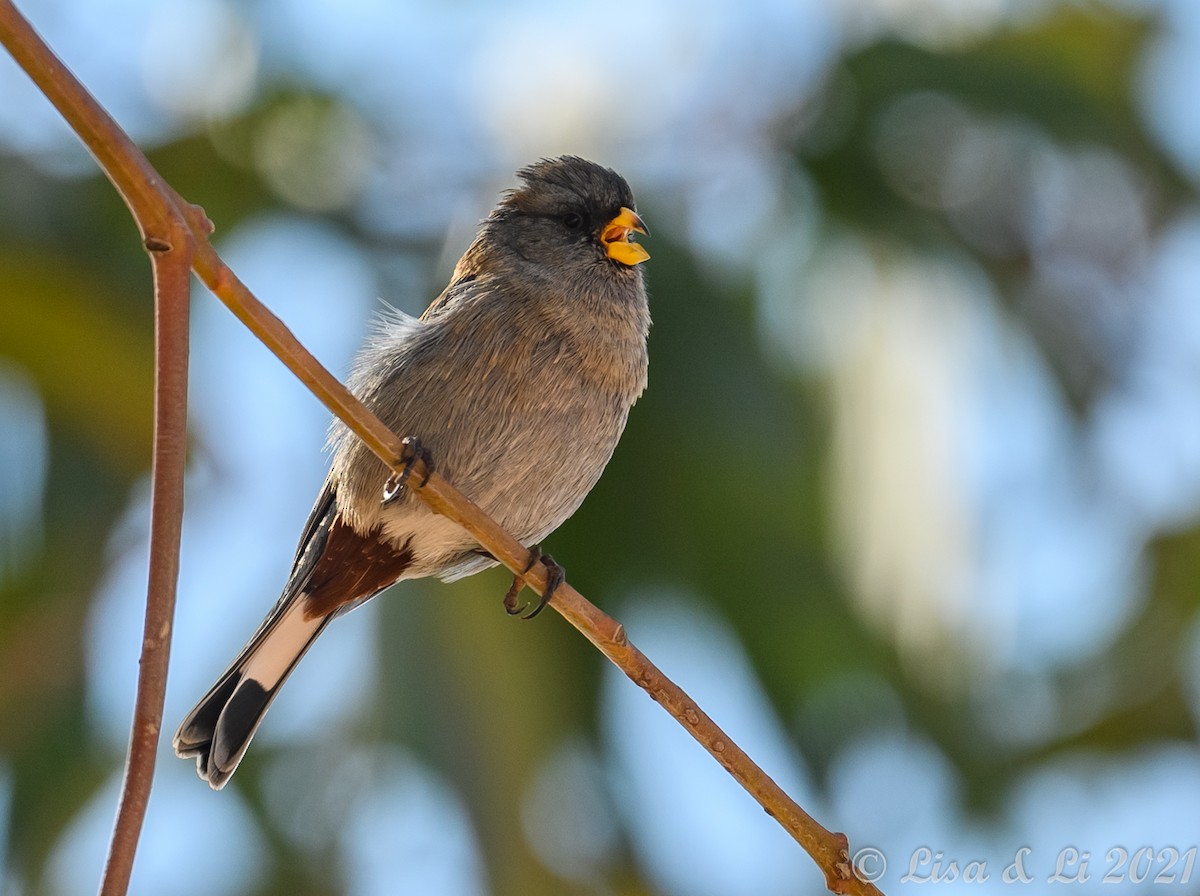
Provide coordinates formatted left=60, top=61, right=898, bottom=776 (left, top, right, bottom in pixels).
left=186, top=222, right=871, bottom=896
left=393, top=459, right=864, bottom=892
left=0, top=3, right=881, bottom=894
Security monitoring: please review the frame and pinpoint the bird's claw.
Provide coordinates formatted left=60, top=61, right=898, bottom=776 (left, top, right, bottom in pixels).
left=503, top=545, right=564, bottom=620
left=383, top=437, right=434, bottom=503
left=502, top=577, right=526, bottom=617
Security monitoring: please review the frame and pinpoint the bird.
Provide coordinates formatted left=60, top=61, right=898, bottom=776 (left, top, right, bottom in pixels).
left=174, top=156, right=651, bottom=789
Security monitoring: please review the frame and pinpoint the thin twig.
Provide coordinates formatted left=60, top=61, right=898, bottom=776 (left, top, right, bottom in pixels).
left=0, top=3, right=882, bottom=893
left=395, top=461, right=865, bottom=893
left=0, top=6, right=194, bottom=895
left=97, top=240, right=193, bottom=896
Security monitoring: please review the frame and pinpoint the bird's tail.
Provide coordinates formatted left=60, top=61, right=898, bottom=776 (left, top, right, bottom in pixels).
left=173, top=598, right=330, bottom=789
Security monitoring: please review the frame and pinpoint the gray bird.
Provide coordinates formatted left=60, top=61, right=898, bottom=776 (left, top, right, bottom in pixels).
left=174, top=156, right=650, bottom=789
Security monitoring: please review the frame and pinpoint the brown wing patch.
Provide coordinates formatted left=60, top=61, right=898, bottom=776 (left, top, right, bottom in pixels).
left=301, top=515, right=414, bottom=620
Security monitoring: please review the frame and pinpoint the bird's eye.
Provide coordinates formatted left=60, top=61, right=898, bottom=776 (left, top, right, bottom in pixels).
left=561, top=212, right=584, bottom=230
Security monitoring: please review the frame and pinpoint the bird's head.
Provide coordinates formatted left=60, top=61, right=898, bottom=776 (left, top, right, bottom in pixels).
left=482, top=156, right=650, bottom=281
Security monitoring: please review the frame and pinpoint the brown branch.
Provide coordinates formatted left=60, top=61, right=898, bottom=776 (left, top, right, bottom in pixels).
left=0, top=3, right=882, bottom=894
left=0, top=6, right=196, bottom=896
left=187, top=243, right=873, bottom=896
left=97, top=238, right=193, bottom=896
left=397, top=463, right=869, bottom=893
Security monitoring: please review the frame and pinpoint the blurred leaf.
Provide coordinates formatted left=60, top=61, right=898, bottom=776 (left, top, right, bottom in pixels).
left=0, top=249, right=152, bottom=474
left=804, top=7, right=1184, bottom=236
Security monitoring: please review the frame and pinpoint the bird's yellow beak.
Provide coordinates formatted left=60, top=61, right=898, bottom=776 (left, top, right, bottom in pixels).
left=601, top=207, right=650, bottom=266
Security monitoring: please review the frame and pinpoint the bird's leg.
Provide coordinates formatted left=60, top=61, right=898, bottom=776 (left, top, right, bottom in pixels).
left=383, top=437, right=435, bottom=504
left=502, top=545, right=538, bottom=616
left=503, top=545, right=565, bottom=620
left=524, top=552, right=564, bottom=619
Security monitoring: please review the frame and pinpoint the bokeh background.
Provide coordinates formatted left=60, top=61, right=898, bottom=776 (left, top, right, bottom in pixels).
left=3, top=0, right=1200, bottom=893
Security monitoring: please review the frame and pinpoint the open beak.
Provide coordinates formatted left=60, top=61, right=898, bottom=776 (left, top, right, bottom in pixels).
left=601, top=207, right=650, bottom=266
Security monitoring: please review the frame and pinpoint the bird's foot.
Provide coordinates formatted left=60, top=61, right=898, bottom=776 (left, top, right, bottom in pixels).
left=383, top=437, right=434, bottom=503
left=503, top=545, right=564, bottom=620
